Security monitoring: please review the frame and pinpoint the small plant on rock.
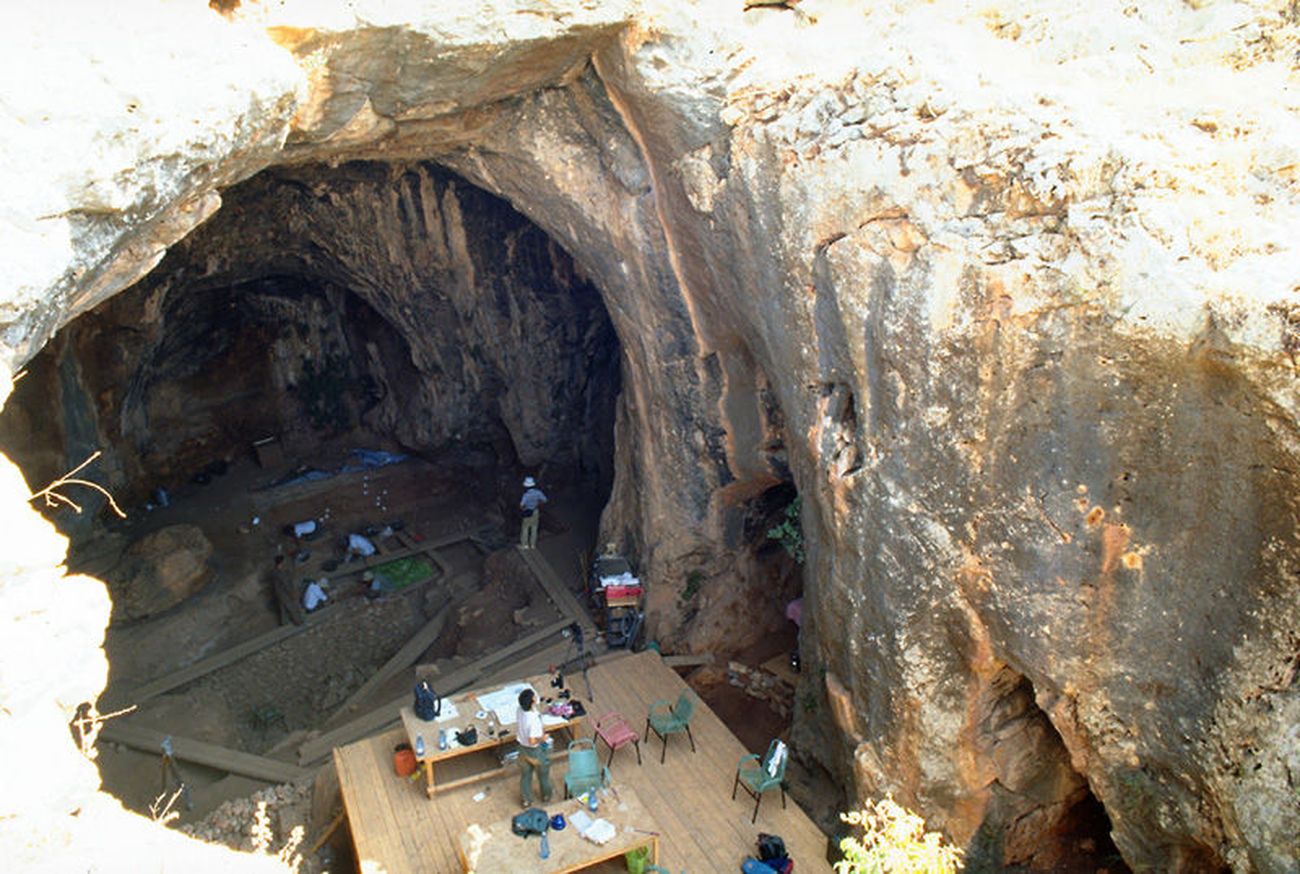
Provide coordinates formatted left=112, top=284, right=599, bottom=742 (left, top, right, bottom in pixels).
left=835, top=795, right=964, bottom=874
left=679, top=570, right=704, bottom=607
left=767, top=495, right=805, bottom=564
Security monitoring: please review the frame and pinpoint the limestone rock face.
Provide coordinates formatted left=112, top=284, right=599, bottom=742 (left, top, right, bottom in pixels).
left=108, top=525, right=215, bottom=622
left=9, top=160, right=621, bottom=499
left=1, top=1, right=1298, bottom=871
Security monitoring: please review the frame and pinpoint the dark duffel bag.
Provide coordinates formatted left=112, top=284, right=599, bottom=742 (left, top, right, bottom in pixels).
left=511, top=807, right=549, bottom=838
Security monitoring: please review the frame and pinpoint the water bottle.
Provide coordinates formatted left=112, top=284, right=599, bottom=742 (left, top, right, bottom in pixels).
left=587, top=790, right=598, bottom=813
left=438, top=729, right=447, bottom=751
left=539, top=831, right=550, bottom=860
left=414, top=735, right=425, bottom=757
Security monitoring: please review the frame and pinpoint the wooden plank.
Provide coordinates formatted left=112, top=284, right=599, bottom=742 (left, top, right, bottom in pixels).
left=129, top=621, right=313, bottom=702
left=662, top=653, right=715, bottom=668
left=361, top=526, right=487, bottom=569
left=99, top=720, right=311, bottom=785
left=327, top=601, right=454, bottom=721
left=298, top=618, right=574, bottom=765
left=333, top=651, right=833, bottom=874
left=515, top=547, right=595, bottom=636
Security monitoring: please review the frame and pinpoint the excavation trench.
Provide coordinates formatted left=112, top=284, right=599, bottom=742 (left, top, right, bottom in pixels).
left=1, top=160, right=632, bottom=820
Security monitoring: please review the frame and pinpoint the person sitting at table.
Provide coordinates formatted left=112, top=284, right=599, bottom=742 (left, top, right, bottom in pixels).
left=515, top=688, right=553, bottom=807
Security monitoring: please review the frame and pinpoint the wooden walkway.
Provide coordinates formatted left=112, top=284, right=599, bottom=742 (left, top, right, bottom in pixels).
left=335, top=651, right=832, bottom=873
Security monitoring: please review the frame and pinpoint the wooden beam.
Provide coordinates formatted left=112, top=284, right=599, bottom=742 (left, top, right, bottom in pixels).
left=360, top=529, right=471, bottom=570
left=327, top=601, right=453, bottom=721
left=515, top=547, right=595, bottom=637
left=129, top=621, right=314, bottom=703
left=308, top=810, right=346, bottom=856
left=99, top=720, right=311, bottom=785
left=661, top=654, right=715, bottom=669
left=298, top=618, right=575, bottom=765
left=127, top=529, right=481, bottom=704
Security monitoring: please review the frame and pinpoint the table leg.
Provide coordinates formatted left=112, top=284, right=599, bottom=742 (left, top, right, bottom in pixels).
left=425, top=760, right=436, bottom=798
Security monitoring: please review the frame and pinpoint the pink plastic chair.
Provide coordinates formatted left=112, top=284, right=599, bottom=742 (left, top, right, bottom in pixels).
left=593, top=711, right=642, bottom=767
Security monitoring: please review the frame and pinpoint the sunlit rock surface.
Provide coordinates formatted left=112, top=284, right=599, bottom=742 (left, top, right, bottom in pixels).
left=1, top=1, right=1297, bottom=870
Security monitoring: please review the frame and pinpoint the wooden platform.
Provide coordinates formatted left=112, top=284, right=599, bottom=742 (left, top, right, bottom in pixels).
left=335, top=651, right=832, bottom=873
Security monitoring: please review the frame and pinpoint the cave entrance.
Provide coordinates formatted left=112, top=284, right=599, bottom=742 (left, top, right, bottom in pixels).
left=0, top=160, right=622, bottom=821
left=971, top=668, right=1128, bottom=872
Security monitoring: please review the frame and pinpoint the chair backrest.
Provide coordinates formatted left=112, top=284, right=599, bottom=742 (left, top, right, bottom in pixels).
left=762, top=738, right=788, bottom=780
left=672, top=690, right=695, bottom=723
left=568, top=739, right=599, bottom=779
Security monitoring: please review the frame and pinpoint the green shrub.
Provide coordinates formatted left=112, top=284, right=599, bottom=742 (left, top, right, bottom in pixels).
left=680, top=570, right=704, bottom=605
left=767, top=495, right=805, bottom=564
left=835, top=796, right=965, bottom=874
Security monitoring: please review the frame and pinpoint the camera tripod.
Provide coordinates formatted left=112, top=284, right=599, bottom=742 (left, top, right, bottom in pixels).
left=556, top=622, right=595, bottom=702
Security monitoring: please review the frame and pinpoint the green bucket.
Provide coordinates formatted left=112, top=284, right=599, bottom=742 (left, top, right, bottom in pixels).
left=624, top=845, right=649, bottom=874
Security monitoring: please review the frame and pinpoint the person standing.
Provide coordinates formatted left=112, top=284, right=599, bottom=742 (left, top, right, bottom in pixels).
left=515, top=688, right=552, bottom=806
left=519, top=476, right=548, bottom=549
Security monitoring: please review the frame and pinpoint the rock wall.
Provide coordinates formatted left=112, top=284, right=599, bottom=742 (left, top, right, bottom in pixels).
left=1, top=1, right=1297, bottom=871
left=4, top=161, right=620, bottom=503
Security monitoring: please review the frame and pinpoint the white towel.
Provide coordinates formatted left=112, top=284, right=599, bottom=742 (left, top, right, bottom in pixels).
left=767, top=740, right=787, bottom=778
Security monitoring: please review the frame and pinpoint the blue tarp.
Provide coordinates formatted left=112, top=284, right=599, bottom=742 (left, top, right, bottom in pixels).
left=267, top=448, right=410, bottom=489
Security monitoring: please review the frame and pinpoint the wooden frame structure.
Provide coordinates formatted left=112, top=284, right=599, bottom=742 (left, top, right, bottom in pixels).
left=334, top=651, right=833, bottom=873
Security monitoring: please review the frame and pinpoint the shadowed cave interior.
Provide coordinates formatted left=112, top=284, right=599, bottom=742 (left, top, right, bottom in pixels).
left=0, top=159, right=1124, bottom=871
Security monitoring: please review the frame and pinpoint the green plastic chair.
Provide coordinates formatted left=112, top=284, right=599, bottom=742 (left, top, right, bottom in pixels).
left=732, top=738, right=788, bottom=823
left=563, top=738, right=610, bottom=799
left=644, top=690, right=697, bottom=764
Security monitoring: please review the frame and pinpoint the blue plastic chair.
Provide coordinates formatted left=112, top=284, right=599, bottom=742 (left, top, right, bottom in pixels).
left=563, top=738, right=610, bottom=799
left=644, top=690, right=697, bottom=764
left=732, top=739, right=788, bottom=823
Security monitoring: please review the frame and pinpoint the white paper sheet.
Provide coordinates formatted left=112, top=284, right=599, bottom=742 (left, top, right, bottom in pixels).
left=475, top=682, right=534, bottom=726
left=583, top=818, right=616, bottom=845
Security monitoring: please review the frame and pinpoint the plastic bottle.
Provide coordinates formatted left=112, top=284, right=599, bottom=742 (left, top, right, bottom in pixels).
left=438, top=729, right=448, bottom=751
left=414, top=735, right=425, bottom=757
left=539, top=831, right=550, bottom=860
left=587, top=790, right=598, bottom=813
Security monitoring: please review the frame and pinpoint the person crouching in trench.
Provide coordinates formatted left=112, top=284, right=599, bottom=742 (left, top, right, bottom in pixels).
left=515, top=688, right=552, bottom=806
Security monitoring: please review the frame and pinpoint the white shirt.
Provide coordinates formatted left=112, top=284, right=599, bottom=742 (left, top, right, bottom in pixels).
left=303, top=581, right=328, bottom=611
left=516, top=706, right=544, bottom=748
left=348, top=533, right=377, bottom=556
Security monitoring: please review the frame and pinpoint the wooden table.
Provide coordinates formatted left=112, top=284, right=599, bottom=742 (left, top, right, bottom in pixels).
left=400, top=677, right=584, bottom=798
left=458, top=784, right=660, bottom=873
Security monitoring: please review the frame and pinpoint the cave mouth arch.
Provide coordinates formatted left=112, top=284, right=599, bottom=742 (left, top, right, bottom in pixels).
left=0, top=159, right=623, bottom=819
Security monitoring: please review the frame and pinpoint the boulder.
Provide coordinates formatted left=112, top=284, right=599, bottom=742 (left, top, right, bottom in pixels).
left=108, top=525, right=214, bottom=622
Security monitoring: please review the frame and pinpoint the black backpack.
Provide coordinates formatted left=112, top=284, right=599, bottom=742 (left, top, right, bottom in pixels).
left=413, top=680, right=441, bottom=721
left=511, top=807, right=549, bottom=838
left=758, top=833, right=788, bottom=862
